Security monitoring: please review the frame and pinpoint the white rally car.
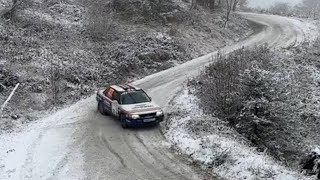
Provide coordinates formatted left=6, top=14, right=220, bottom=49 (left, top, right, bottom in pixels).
left=96, top=84, right=164, bottom=128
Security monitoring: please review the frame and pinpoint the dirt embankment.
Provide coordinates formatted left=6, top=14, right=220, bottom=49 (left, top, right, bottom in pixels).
left=0, top=0, right=252, bottom=132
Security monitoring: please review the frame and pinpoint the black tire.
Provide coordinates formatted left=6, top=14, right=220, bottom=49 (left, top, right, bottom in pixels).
left=98, top=101, right=107, bottom=115
left=120, top=114, right=128, bottom=129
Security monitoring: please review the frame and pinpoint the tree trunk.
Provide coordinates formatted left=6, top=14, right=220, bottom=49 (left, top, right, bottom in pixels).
left=0, top=83, right=20, bottom=114
left=233, top=0, right=238, bottom=11
left=224, top=0, right=233, bottom=28
left=1, top=0, right=19, bottom=19
left=210, top=0, right=216, bottom=10
left=191, top=0, right=197, bottom=10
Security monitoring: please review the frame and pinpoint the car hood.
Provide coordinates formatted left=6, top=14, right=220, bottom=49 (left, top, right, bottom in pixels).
left=120, top=102, right=162, bottom=114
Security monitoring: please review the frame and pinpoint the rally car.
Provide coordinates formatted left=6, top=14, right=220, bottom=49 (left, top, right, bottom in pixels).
left=96, top=84, right=164, bottom=128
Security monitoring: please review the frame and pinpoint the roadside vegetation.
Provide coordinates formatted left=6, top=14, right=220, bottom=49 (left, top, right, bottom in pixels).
left=247, top=0, right=320, bottom=20
left=0, top=0, right=252, bottom=132
left=187, top=40, right=320, bottom=177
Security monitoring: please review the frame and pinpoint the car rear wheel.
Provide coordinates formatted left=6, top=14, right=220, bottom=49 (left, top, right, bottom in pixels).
left=98, top=101, right=107, bottom=115
left=120, top=114, right=128, bottom=129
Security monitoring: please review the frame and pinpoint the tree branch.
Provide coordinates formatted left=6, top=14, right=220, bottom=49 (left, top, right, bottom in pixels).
left=0, top=83, right=20, bottom=115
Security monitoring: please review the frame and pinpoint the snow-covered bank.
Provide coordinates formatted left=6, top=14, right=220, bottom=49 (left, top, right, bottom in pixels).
left=164, top=89, right=315, bottom=180
left=289, top=18, right=319, bottom=45
left=0, top=97, right=91, bottom=179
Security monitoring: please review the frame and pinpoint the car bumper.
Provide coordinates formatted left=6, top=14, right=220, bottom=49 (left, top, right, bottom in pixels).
left=125, top=115, right=164, bottom=127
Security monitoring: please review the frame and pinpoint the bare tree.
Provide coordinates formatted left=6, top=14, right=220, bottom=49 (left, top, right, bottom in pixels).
left=291, top=0, right=320, bottom=19
left=191, top=0, right=197, bottom=10
left=238, top=0, right=248, bottom=10
left=231, top=0, right=248, bottom=11
left=0, top=83, right=20, bottom=115
left=233, top=0, right=239, bottom=11
left=210, top=0, right=216, bottom=10
left=190, top=0, right=242, bottom=24
left=269, top=2, right=291, bottom=16
left=191, top=0, right=217, bottom=10
left=87, top=0, right=117, bottom=41
left=1, top=0, right=20, bottom=19
left=302, top=0, right=320, bottom=19
left=217, top=0, right=222, bottom=7
left=224, top=0, right=235, bottom=27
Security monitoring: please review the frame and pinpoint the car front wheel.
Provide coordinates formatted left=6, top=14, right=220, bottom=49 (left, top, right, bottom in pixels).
left=120, top=114, right=128, bottom=129
left=98, top=101, right=107, bottom=115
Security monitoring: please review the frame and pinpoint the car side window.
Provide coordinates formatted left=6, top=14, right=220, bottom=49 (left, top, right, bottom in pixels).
left=103, top=88, right=109, bottom=96
left=111, top=91, right=120, bottom=103
left=104, top=87, right=114, bottom=99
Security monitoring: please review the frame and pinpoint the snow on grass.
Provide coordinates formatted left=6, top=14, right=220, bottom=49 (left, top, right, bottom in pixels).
left=313, top=147, right=320, bottom=155
left=0, top=97, right=91, bottom=179
left=0, top=0, right=10, bottom=8
left=164, top=89, right=313, bottom=180
left=23, top=7, right=83, bottom=28
left=290, top=18, right=319, bottom=45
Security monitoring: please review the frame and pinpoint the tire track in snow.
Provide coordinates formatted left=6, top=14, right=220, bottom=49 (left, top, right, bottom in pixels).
left=120, top=133, right=170, bottom=180
left=4, top=13, right=315, bottom=180
left=133, top=132, right=190, bottom=180
left=100, top=136, right=127, bottom=168
left=47, top=131, right=87, bottom=180
left=19, top=121, right=89, bottom=179
left=19, top=130, right=44, bottom=179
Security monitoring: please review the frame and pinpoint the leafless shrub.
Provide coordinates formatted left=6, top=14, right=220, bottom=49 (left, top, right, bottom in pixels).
left=193, top=45, right=272, bottom=118
left=86, top=0, right=118, bottom=42
left=1, top=0, right=20, bottom=19
left=192, top=42, right=320, bottom=166
left=1, top=0, right=30, bottom=20
left=212, top=149, right=231, bottom=167
left=269, top=2, right=291, bottom=16
left=168, top=25, right=179, bottom=36
left=111, top=0, right=186, bottom=25
left=247, top=166, right=277, bottom=179
left=191, top=45, right=303, bottom=164
left=49, top=58, right=60, bottom=106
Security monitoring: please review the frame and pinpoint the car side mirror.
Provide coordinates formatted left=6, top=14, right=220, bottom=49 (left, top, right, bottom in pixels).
left=149, top=97, right=152, bottom=101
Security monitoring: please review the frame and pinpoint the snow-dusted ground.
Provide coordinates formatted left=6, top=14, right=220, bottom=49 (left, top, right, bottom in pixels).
left=0, top=12, right=318, bottom=180
left=240, top=13, right=319, bottom=49
left=164, top=89, right=316, bottom=180
left=290, top=18, right=319, bottom=44
left=1, top=0, right=253, bottom=133
left=0, top=98, right=89, bottom=179
left=162, top=15, right=320, bottom=180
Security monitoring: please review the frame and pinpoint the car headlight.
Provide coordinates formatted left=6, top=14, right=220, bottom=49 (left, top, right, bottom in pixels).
left=129, top=114, right=139, bottom=119
left=156, top=111, right=163, bottom=116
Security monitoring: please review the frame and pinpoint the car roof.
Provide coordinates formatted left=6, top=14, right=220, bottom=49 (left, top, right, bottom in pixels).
left=111, top=84, right=141, bottom=92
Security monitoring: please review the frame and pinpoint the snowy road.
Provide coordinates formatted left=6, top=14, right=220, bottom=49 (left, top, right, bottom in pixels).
left=0, top=13, right=317, bottom=180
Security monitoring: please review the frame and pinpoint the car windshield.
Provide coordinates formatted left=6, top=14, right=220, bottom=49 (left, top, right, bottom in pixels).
left=120, top=90, right=151, bottom=105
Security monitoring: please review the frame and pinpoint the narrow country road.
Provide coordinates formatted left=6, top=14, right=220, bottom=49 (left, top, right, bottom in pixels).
left=0, top=13, right=315, bottom=180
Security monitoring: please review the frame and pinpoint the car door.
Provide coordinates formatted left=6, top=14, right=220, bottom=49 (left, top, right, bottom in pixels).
left=102, top=87, right=114, bottom=113
left=111, top=91, right=120, bottom=116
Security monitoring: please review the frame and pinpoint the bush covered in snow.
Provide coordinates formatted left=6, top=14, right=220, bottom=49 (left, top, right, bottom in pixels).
left=0, top=0, right=252, bottom=132
left=191, top=42, right=320, bottom=169
left=111, top=0, right=186, bottom=24
left=164, top=89, right=311, bottom=180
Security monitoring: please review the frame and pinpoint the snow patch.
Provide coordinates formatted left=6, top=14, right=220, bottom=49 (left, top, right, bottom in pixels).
left=0, top=97, right=91, bottom=179
left=165, top=89, right=313, bottom=180
left=291, top=18, right=319, bottom=43
left=313, top=147, right=320, bottom=155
